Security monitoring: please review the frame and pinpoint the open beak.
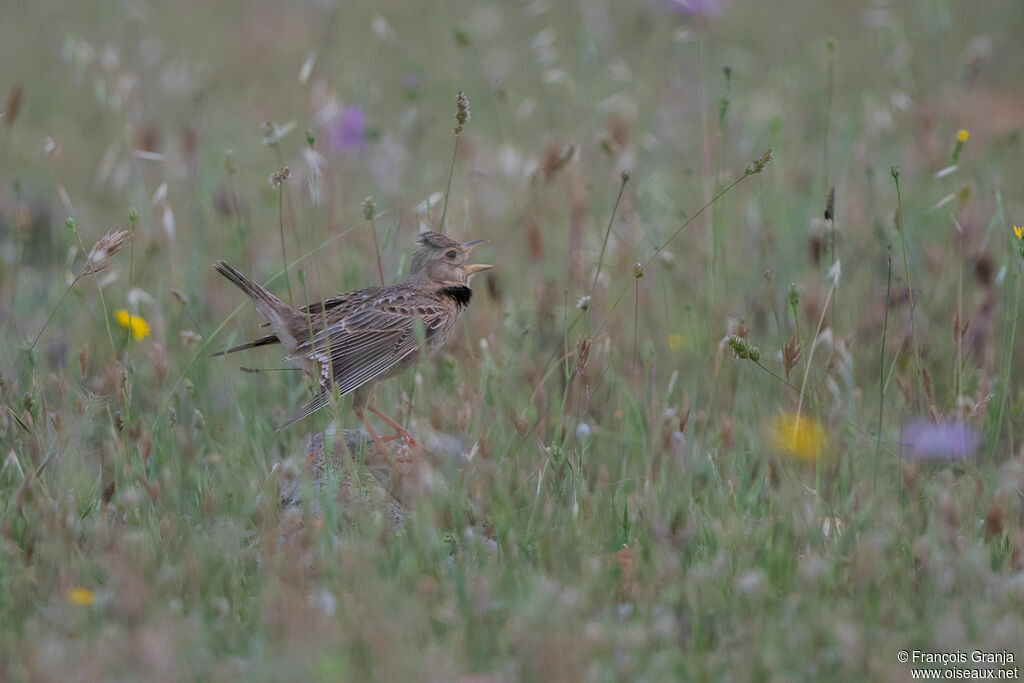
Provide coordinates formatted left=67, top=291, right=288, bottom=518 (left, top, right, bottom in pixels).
left=463, top=263, right=494, bottom=275
left=461, top=240, right=492, bottom=276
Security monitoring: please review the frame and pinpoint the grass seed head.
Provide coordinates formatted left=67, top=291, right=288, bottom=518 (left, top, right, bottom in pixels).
left=4, top=84, right=23, bottom=128
left=540, top=142, right=578, bottom=181
left=82, top=229, right=132, bottom=276
left=454, top=90, right=470, bottom=134
left=223, top=149, right=236, bottom=174
left=744, top=147, right=773, bottom=175
left=727, top=335, right=760, bottom=362
left=783, top=335, right=802, bottom=376
left=269, top=166, right=291, bottom=188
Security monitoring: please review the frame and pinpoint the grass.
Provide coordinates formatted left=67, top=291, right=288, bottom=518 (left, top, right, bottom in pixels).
left=2, top=0, right=1024, bottom=680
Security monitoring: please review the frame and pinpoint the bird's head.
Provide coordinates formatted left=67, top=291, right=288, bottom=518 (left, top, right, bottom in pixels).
left=410, top=231, right=493, bottom=287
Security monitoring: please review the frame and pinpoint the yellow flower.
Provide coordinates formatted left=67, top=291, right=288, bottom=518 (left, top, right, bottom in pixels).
left=114, top=309, right=150, bottom=340
left=770, top=413, right=826, bottom=462
left=1014, top=226, right=1023, bottom=242
left=668, top=334, right=684, bottom=352
left=66, top=587, right=95, bottom=606
left=956, top=128, right=969, bottom=143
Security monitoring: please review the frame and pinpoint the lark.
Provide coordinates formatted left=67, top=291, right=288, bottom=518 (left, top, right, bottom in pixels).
left=213, top=232, right=492, bottom=454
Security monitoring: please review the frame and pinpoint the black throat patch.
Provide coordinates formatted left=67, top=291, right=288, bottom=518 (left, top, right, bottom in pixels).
left=440, top=285, right=473, bottom=307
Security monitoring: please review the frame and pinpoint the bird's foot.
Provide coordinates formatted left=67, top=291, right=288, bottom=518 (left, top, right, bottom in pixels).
left=384, top=435, right=421, bottom=464
left=368, top=407, right=419, bottom=450
left=380, top=430, right=419, bottom=450
left=363, top=433, right=418, bottom=466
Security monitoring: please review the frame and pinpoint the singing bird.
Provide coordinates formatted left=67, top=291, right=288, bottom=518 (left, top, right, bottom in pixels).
left=213, top=232, right=492, bottom=454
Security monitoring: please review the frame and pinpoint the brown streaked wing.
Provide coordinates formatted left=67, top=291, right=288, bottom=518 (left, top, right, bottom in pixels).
left=276, top=313, right=443, bottom=431
left=283, top=296, right=449, bottom=410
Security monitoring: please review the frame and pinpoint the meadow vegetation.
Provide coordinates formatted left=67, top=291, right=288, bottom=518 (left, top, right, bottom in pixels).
left=1, top=0, right=1023, bottom=679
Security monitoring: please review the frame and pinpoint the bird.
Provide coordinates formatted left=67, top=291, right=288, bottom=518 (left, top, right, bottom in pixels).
left=212, top=231, right=493, bottom=455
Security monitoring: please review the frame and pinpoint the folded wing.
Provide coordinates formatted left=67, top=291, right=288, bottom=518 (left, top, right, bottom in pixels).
left=275, top=295, right=449, bottom=430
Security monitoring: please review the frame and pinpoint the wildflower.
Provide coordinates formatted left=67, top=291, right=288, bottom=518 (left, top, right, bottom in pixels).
left=664, top=0, right=725, bottom=18
left=900, top=419, right=978, bottom=461
left=329, top=106, right=366, bottom=151
left=669, top=334, right=684, bottom=351
left=114, top=309, right=150, bottom=340
left=66, top=587, right=95, bottom=606
left=952, top=128, right=969, bottom=163
left=576, top=422, right=591, bottom=442
left=770, top=413, right=826, bottom=461
left=1014, top=226, right=1022, bottom=241
left=269, top=166, right=291, bottom=189
left=82, top=229, right=132, bottom=276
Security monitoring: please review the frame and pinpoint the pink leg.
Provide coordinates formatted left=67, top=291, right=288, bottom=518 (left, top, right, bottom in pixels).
left=368, top=406, right=419, bottom=449
left=355, top=409, right=390, bottom=457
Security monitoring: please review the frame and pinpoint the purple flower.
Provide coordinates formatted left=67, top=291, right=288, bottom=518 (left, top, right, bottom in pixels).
left=662, top=0, right=726, bottom=18
left=330, top=106, right=366, bottom=152
left=900, top=419, right=980, bottom=461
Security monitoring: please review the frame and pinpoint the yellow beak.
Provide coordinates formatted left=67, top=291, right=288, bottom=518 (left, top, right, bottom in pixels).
left=463, top=263, right=495, bottom=275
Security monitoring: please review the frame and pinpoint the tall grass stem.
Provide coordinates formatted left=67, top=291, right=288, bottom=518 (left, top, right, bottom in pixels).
left=439, top=136, right=460, bottom=233
left=590, top=174, right=629, bottom=295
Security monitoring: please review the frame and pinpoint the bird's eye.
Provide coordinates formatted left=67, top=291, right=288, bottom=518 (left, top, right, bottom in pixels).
left=445, top=250, right=458, bottom=260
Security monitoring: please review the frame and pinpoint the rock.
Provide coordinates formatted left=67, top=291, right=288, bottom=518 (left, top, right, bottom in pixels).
left=275, top=421, right=472, bottom=530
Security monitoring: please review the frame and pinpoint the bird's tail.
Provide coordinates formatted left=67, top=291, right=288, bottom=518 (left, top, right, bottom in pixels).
left=209, top=333, right=280, bottom=357
left=214, top=260, right=300, bottom=349
left=275, top=392, right=329, bottom=432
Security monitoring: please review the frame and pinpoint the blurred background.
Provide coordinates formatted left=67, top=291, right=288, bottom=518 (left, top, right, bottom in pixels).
left=2, top=0, right=1024, bottom=679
